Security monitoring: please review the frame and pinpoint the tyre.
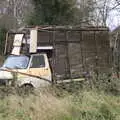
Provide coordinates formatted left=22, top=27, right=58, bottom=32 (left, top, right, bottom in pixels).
left=17, top=84, right=34, bottom=96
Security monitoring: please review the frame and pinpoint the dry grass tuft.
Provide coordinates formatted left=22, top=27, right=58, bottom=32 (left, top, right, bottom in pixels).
left=1, top=88, right=70, bottom=120
left=0, top=87, right=119, bottom=120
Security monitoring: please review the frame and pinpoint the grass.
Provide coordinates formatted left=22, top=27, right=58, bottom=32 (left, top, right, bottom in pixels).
left=0, top=87, right=119, bottom=120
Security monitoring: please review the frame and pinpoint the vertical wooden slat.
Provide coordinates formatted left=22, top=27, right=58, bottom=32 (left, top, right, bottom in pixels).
left=94, top=31, right=99, bottom=78
left=52, top=26, right=56, bottom=83
left=65, top=31, right=72, bottom=80
left=79, top=31, right=84, bottom=76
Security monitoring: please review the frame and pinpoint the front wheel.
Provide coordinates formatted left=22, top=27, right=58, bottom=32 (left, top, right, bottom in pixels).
left=17, top=84, right=34, bottom=96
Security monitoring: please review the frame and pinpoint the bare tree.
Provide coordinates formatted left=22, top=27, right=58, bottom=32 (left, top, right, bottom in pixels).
left=93, top=0, right=120, bottom=27
left=0, top=0, right=33, bottom=28
left=7, top=0, right=33, bottom=26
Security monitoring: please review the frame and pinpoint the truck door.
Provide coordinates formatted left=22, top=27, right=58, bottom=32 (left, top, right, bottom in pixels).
left=29, top=54, right=52, bottom=81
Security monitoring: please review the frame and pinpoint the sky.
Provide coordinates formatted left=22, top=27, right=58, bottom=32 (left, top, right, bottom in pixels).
left=107, top=10, right=120, bottom=31
left=99, top=0, right=120, bottom=31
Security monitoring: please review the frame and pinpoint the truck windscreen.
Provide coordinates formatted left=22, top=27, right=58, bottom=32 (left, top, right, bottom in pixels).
left=3, top=56, right=30, bottom=69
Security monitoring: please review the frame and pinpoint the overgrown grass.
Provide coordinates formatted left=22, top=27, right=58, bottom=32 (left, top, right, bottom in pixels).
left=0, top=87, right=119, bottom=120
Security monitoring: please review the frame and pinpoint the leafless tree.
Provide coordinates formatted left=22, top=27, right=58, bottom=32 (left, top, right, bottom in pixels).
left=7, top=0, right=33, bottom=25
left=0, top=0, right=33, bottom=28
left=93, top=0, right=120, bottom=27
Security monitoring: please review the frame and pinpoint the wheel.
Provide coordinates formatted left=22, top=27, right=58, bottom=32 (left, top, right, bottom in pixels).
left=17, top=84, right=34, bottom=96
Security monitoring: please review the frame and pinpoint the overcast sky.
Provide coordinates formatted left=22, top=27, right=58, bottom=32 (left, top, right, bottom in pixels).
left=100, top=0, right=120, bottom=31
left=107, top=10, right=120, bottom=31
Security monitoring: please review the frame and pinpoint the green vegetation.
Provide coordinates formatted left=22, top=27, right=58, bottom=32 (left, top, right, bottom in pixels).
left=0, top=87, right=119, bottom=120
left=0, top=28, right=7, bottom=55
left=27, top=0, right=79, bottom=25
left=0, top=74, right=119, bottom=120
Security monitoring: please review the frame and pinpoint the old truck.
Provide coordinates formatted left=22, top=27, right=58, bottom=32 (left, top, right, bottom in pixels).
left=0, top=26, right=111, bottom=88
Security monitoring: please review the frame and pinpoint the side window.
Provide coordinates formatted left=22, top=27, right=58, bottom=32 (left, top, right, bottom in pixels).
left=30, top=55, right=45, bottom=68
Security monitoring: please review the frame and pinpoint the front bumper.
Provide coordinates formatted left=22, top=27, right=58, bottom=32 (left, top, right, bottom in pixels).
left=0, top=79, right=12, bottom=86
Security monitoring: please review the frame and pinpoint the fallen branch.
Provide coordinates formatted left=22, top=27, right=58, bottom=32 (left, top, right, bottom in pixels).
left=0, top=68, right=52, bottom=83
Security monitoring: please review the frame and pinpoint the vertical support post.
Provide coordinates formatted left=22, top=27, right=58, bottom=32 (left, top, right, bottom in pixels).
left=83, top=31, right=87, bottom=73
left=94, top=31, right=99, bottom=79
left=113, top=32, right=119, bottom=78
left=65, top=31, right=72, bottom=80
left=52, top=26, right=56, bottom=83
left=116, top=33, right=120, bottom=78
left=79, top=31, right=85, bottom=76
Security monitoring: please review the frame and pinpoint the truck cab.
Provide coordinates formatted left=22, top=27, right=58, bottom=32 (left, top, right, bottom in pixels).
left=0, top=28, right=53, bottom=88
left=0, top=53, right=52, bottom=88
